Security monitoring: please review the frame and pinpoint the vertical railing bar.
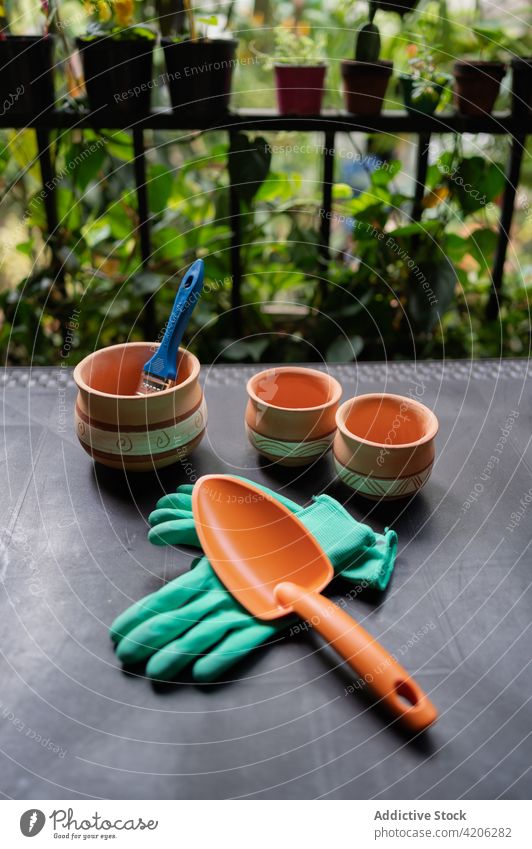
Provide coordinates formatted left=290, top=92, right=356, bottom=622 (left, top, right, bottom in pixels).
left=412, top=132, right=431, bottom=222
left=318, top=129, right=335, bottom=303
left=36, top=126, right=67, bottom=339
left=228, top=129, right=242, bottom=338
left=319, top=129, right=335, bottom=263
left=36, top=128, right=58, bottom=239
left=486, top=132, right=526, bottom=320
left=132, top=126, right=155, bottom=339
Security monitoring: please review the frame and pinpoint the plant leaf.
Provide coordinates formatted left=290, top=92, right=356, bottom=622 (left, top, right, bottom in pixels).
left=326, top=334, right=364, bottom=362
left=228, top=133, right=272, bottom=206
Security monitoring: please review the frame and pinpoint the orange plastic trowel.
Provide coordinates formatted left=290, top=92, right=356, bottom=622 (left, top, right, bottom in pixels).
left=192, top=475, right=438, bottom=732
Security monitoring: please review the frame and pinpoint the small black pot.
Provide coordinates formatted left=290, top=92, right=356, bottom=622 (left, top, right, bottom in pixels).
left=77, top=36, right=155, bottom=116
left=399, top=73, right=450, bottom=116
left=0, top=35, right=55, bottom=119
left=511, top=57, right=532, bottom=118
left=162, top=38, right=238, bottom=115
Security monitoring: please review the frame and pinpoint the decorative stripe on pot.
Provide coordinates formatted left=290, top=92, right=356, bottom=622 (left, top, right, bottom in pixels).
left=75, top=397, right=204, bottom=432
left=334, top=458, right=433, bottom=498
left=246, top=424, right=334, bottom=459
left=77, top=399, right=207, bottom=458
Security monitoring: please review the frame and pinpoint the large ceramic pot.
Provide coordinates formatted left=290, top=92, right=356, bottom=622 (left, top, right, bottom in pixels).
left=73, top=342, right=206, bottom=471
left=341, top=60, right=393, bottom=115
left=0, top=35, right=55, bottom=118
left=333, top=393, right=438, bottom=500
left=162, top=38, right=238, bottom=115
left=246, top=366, right=342, bottom=466
left=453, top=61, right=505, bottom=116
left=76, top=36, right=155, bottom=116
left=274, top=64, right=327, bottom=115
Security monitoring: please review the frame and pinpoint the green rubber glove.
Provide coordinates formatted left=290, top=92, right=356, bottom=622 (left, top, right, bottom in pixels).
left=111, top=555, right=283, bottom=683
left=147, top=478, right=397, bottom=591
left=110, top=481, right=397, bottom=682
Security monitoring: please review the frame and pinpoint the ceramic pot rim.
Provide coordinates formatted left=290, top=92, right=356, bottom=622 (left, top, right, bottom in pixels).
left=336, top=392, right=439, bottom=449
left=73, top=342, right=200, bottom=400
left=274, top=62, right=328, bottom=70
left=247, top=366, right=342, bottom=413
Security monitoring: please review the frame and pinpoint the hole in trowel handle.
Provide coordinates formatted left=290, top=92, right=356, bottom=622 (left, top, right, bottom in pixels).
left=395, top=679, right=419, bottom=708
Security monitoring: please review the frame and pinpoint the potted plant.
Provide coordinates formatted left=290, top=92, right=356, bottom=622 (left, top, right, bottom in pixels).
left=267, top=25, right=327, bottom=116
left=341, top=0, right=393, bottom=116
left=0, top=1, right=56, bottom=118
left=161, top=1, right=238, bottom=116
left=453, top=23, right=506, bottom=116
left=76, top=0, right=156, bottom=116
left=399, top=44, right=451, bottom=116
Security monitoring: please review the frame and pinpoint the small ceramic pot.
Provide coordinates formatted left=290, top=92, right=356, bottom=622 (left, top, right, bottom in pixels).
left=334, top=393, right=438, bottom=500
left=0, top=36, right=56, bottom=118
left=274, top=64, right=327, bottom=115
left=76, top=36, right=155, bottom=116
left=73, top=342, right=206, bottom=472
left=162, top=38, right=238, bottom=115
left=341, top=60, right=393, bottom=115
left=246, top=366, right=342, bottom=466
left=511, top=57, right=532, bottom=118
left=453, top=61, right=506, bottom=116
left=398, top=73, right=451, bottom=116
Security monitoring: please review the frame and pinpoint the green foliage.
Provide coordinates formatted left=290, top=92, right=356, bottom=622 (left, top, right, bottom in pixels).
left=228, top=134, right=272, bottom=206
left=0, top=1, right=530, bottom=366
left=267, top=26, right=327, bottom=67
left=472, top=22, right=510, bottom=61
left=439, top=153, right=506, bottom=215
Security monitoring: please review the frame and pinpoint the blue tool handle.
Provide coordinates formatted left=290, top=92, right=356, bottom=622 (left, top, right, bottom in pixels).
left=143, top=259, right=204, bottom=380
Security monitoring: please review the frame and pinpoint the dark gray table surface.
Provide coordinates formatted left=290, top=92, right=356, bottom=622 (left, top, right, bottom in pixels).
left=1, top=360, right=531, bottom=800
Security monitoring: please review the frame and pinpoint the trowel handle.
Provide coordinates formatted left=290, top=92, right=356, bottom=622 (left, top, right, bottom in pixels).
left=275, top=582, right=438, bottom=732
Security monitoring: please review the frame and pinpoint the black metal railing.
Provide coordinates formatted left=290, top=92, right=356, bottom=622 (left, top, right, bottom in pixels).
left=9, top=107, right=531, bottom=334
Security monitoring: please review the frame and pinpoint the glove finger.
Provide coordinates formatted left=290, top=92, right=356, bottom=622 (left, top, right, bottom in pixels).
left=147, top=519, right=200, bottom=548
left=155, top=492, right=193, bottom=512
left=339, top=528, right=398, bottom=591
left=109, top=562, right=214, bottom=644
left=175, top=484, right=194, bottom=496
left=192, top=621, right=281, bottom=683
left=148, top=507, right=191, bottom=526
left=145, top=617, right=234, bottom=681
left=115, top=596, right=213, bottom=665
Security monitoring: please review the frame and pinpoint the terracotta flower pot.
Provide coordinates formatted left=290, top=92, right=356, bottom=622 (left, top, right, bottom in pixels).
left=162, top=38, right=238, bottom=115
left=453, top=61, right=506, bottom=116
left=341, top=59, right=393, bottom=115
left=246, top=366, right=342, bottom=466
left=0, top=35, right=55, bottom=118
left=76, top=36, right=155, bottom=116
left=511, top=57, right=532, bottom=118
left=333, top=393, right=438, bottom=500
left=73, top=342, right=206, bottom=472
left=274, top=64, right=327, bottom=115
